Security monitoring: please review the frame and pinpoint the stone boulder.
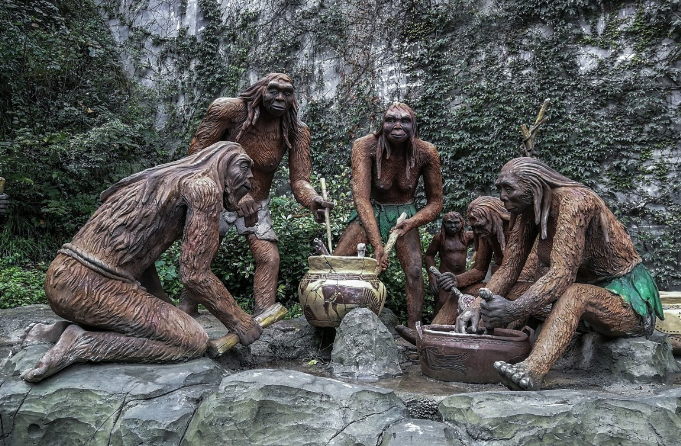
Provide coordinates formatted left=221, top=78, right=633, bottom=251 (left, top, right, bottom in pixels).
left=1, top=344, right=223, bottom=446
left=331, top=307, right=402, bottom=380
left=379, top=419, right=462, bottom=446
left=555, top=331, right=680, bottom=383
left=439, top=388, right=681, bottom=445
left=182, top=369, right=408, bottom=446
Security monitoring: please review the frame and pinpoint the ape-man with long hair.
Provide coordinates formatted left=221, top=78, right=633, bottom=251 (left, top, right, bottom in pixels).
left=467, top=157, right=663, bottom=391
left=333, top=103, right=443, bottom=328
left=21, top=142, right=262, bottom=383
left=178, top=73, right=333, bottom=317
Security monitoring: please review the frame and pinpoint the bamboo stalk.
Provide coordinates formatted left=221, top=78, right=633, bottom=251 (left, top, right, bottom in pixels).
left=320, top=178, right=333, bottom=254
left=206, top=303, right=288, bottom=358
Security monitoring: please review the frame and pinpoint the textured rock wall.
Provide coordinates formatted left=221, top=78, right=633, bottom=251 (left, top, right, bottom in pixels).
left=94, top=0, right=681, bottom=288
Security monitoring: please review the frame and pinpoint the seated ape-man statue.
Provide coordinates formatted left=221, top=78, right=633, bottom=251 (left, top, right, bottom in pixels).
left=396, top=196, right=541, bottom=343
left=178, top=73, right=333, bottom=317
left=333, top=102, right=443, bottom=329
left=424, top=211, right=474, bottom=315
left=431, top=196, right=544, bottom=327
left=462, top=157, right=663, bottom=391
left=21, top=142, right=263, bottom=383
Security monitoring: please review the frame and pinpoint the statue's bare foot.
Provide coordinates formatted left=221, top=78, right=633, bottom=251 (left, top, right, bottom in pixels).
left=493, top=360, right=541, bottom=391
left=395, top=325, right=417, bottom=345
left=12, top=321, right=72, bottom=354
left=21, top=324, right=86, bottom=383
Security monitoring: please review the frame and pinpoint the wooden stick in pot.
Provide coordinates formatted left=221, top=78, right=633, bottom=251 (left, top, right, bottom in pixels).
left=320, top=178, right=333, bottom=254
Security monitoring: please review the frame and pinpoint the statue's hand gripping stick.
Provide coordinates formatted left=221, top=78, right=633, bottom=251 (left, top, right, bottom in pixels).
left=206, top=303, right=288, bottom=358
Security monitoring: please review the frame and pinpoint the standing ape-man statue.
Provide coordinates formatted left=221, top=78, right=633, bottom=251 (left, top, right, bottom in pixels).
left=21, top=142, right=263, bottom=383
left=333, top=103, right=443, bottom=328
left=178, top=73, right=333, bottom=317
left=464, top=157, right=663, bottom=391
left=424, top=211, right=474, bottom=315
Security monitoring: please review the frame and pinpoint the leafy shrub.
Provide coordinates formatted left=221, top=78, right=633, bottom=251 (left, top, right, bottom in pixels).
left=0, top=255, right=48, bottom=309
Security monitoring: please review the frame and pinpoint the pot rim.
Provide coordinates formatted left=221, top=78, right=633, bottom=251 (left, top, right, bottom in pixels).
left=307, top=255, right=379, bottom=269
left=421, top=324, right=529, bottom=342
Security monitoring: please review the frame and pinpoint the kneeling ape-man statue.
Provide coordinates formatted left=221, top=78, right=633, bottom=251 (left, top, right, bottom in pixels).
left=333, top=103, right=443, bottom=328
left=22, top=142, right=263, bottom=383
left=465, top=157, right=663, bottom=391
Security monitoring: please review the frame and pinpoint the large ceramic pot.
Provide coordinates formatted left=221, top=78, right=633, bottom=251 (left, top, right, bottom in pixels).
left=416, top=323, right=532, bottom=383
left=298, top=255, right=387, bottom=327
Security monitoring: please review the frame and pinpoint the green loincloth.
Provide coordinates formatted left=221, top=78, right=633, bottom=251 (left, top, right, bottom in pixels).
left=600, top=263, right=664, bottom=320
left=347, top=202, right=417, bottom=243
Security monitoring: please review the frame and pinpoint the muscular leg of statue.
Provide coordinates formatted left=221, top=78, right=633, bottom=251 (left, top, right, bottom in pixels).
left=248, top=236, right=279, bottom=316
left=494, top=284, right=641, bottom=391
left=25, top=261, right=209, bottom=383
left=21, top=324, right=207, bottom=383
left=333, top=221, right=368, bottom=256
left=396, top=230, right=424, bottom=329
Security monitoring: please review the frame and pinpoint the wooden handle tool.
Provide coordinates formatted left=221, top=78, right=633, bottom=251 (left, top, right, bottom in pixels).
left=206, top=303, right=288, bottom=358
left=320, top=178, right=333, bottom=254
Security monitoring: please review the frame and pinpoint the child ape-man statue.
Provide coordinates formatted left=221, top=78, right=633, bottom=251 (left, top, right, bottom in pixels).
left=461, top=157, right=663, bottom=391
left=333, top=103, right=443, bottom=328
left=178, top=73, right=333, bottom=317
left=21, top=142, right=262, bottom=383
left=424, top=211, right=474, bottom=315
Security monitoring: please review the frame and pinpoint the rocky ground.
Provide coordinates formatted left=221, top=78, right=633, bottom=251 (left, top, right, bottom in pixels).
left=1, top=305, right=680, bottom=445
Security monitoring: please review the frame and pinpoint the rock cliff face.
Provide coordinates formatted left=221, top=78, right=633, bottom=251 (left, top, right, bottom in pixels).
left=96, top=0, right=681, bottom=289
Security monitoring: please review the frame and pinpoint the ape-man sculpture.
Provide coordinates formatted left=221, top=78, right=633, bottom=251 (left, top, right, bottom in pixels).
left=21, top=142, right=262, bottom=383
left=179, top=73, right=333, bottom=316
left=466, top=157, right=663, bottom=391
left=333, top=103, right=443, bottom=328
left=424, top=211, right=474, bottom=315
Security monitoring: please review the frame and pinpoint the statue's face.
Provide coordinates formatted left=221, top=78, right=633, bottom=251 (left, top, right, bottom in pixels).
left=383, top=106, right=413, bottom=146
left=443, top=218, right=462, bottom=235
left=224, top=154, right=253, bottom=208
left=496, top=172, right=533, bottom=214
left=262, top=79, right=295, bottom=117
left=468, top=213, right=489, bottom=237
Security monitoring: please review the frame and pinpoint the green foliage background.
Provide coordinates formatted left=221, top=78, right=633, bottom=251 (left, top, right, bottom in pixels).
left=1, top=0, right=679, bottom=322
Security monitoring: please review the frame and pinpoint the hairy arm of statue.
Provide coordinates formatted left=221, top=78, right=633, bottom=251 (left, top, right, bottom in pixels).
left=486, top=216, right=536, bottom=297
left=179, top=177, right=261, bottom=345
left=289, top=123, right=332, bottom=223
left=425, top=234, right=441, bottom=294
left=352, top=137, right=385, bottom=267
left=188, top=98, right=245, bottom=155
left=394, top=144, right=443, bottom=236
left=484, top=194, right=589, bottom=326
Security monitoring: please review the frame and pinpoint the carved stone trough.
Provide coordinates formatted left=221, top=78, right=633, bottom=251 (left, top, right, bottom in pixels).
left=415, top=323, right=532, bottom=383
